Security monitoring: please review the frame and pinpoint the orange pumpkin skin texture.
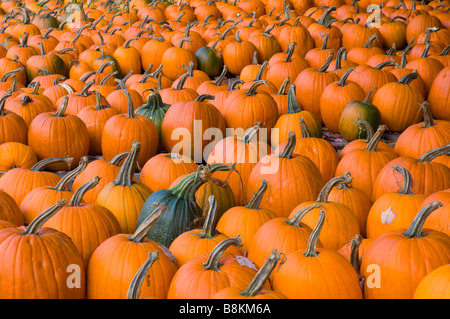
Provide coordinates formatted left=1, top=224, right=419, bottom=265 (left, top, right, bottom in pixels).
left=361, top=202, right=450, bottom=299
left=414, top=264, right=450, bottom=299
left=328, top=181, right=373, bottom=238
left=140, top=153, right=198, bottom=193
left=161, top=38, right=198, bottom=81
left=418, top=189, right=450, bottom=236
left=0, top=190, right=24, bottom=226
left=427, top=66, right=450, bottom=121
left=213, top=249, right=288, bottom=299
left=216, top=180, right=277, bottom=254
left=245, top=133, right=325, bottom=218
left=207, top=123, right=271, bottom=206
left=87, top=203, right=178, bottom=299
left=372, top=145, right=450, bottom=202
left=0, top=142, right=37, bottom=172
left=169, top=196, right=242, bottom=267
left=167, top=237, right=269, bottom=299
left=294, top=52, right=340, bottom=123
left=43, top=177, right=121, bottom=269
left=371, top=71, right=424, bottom=132
left=96, top=142, right=153, bottom=234
left=272, top=211, right=363, bottom=299
left=335, top=125, right=398, bottom=199
left=0, top=92, right=28, bottom=145
left=0, top=157, right=70, bottom=206
left=101, top=91, right=159, bottom=169
left=0, top=201, right=86, bottom=299
left=247, top=203, right=322, bottom=274
left=320, top=67, right=366, bottom=134
left=366, top=165, right=428, bottom=239
left=161, top=94, right=226, bottom=162
left=5, top=94, right=54, bottom=128
left=288, top=173, right=361, bottom=250
left=223, top=31, right=258, bottom=76
left=394, top=102, right=450, bottom=159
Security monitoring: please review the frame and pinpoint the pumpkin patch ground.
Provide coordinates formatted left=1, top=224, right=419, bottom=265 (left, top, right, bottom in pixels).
left=0, top=0, right=449, bottom=304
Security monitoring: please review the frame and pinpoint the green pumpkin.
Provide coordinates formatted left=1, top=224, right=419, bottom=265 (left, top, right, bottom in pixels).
left=136, top=163, right=237, bottom=247
left=339, top=87, right=381, bottom=142
left=135, top=87, right=170, bottom=147
left=195, top=39, right=224, bottom=78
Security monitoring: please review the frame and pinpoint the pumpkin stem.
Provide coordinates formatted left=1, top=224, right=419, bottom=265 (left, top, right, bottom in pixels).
left=349, top=234, right=363, bottom=278
left=303, top=210, right=326, bottom=257
left=238, top=122, right=262, bottom=144
left=115, top=141, right=141, bottom=186
left=421, top=101, right=435, bottom=128
left=374, top=60, right=396, bottom=70
left=318, top=6, right=336, bottom=25
left=440, top=45, right=450, bottom=56
left=246, top=180, right=267, bottom=209
left=195, top=94, right=215, bottom=102
left=129, top=202, right=167, bottom=242
left=246, top=80, right=266, bottom=96
left=298, top=118, right=310, bottom=138
left=68, top=176, right=100, bottom=206
left=123, top=89, right=136, bottom=119
left=401, top=202, right=443, bottom=238
left=392, top=165, right=414, bottom=195
left=198, top=195, right=218, bottom=239
left=421, top=42, right=432, bottom=58
left=55, top=96, right=69, bottom=117
left=418, top=143, right=450, bottom=162
left=79, top=79, right=96, bottom=96
left=31, top=156, right=73, bottom=171
left=213, top=65, right=228, bottom=86
left=320, top=33, right=329, bottom=50
left=0, top=92, right=12, bottom=116
left=337, top=67, right=355, bottom=87
left=109, top=152, right=129, bottom=166
left=37, top=42, right=46, bottom=55
left=363, top=87, right=376, bottom=104
left=240, top=249, right=282, bottom=297
left=398, top=70, right=418, bottom=85
left=354, top=118, right=374, bottom=143
left=285, top=83, right=298, bottom=114
left=175, top=72, right=189, bottom=90
left=287, top=203, right=322, bottom=228
left=279, top=131, right=296, bottom=159
left=54, top=157, right=89, bottom=192
left=202, top=236, right=243, bottom=271
left=21, top=200, right=67, bottom=235
left=318, top=51, right=334, bottom=72
left=277, top=77, right=290, bottom=95
left=126, top=251, right=159, bottom=299
left=99, top=71, right=119, bottom=86
left=364, top=124, right=387, bottom=151
left=227, top=78, right=244, bottom=91
left=364, top=33, right=378, bottom=48
left=316, top=172, right=352, bottom=203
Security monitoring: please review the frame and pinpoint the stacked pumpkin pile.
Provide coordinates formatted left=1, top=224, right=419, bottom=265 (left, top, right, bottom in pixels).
left=0, top=0, right=449, bottom=300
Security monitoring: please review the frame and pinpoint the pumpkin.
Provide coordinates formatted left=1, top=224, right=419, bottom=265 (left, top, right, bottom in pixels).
left=27, top=96, right=90, bottom=171
left=245, top=132, right=325, bottom=218
left=125, top=250, right=161, bottom=299
left=414, top=264, right=450, bottom=299
left=0, top=189, right=23, bottom=226
left=427, top=66, right=450, bottom=121
left=167, top=236, right=269, bottom=299
left=87, top=202, right=178, bottom=299
left=5, top=93, right=54, bottom=128
left=0, top=200, right=86, bottom=299
left=372, top=144, right=450, bottom=201
left=339, top=88, right=381, bottom=142
left=222, top=30, right=258, bottom=76
left=294, top=51, right=340, bottom=123
left=338, top=234, right=374, bottom=263
left=159, top=72, right=199, bottom=104
left=418, top=189, right=450, bottom=237
left=0, top=142, right=37, bottom=172
left=43, top=176, right=121, bottom=269
left=25, top=42, right=67, bottom=81
left=212, top=248, right=287, bottom=299
left=136, top=163, right=237, bottom=247
left=272, top=210, right=363, bottom=299
left=336, top=124, right=398, bottom=198
left=361, top=201, right=450, bottom=299
left=169, top=195, right=242, bottom=267
left=195, top=39, right=224, bottom=77
left=161, top=38, right=198, bottom=81
left=171, top=61, right=210, bottom=91
left=0, top=93, right=28, bottom=146
left=366, top=165, right=428, bottom=239
left=96, top=141, right=153, bottom=233
left=161, top=94, right=226, bottom=161
left=305, top=33, right=337, bottom=70
left=101, top=90, right=159, bottom=169
left=113, top=37, right=142, bottom=77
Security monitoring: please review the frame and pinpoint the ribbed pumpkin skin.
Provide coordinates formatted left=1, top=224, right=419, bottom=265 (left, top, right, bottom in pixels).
left=418, top=190, right=450, bottom=236
left=414, top=264, right=450, bottom=299
left=245, top=154, right=325, bottom=218
left=167, top=252, right=267, bottom=299
left=43, top=204, right=122, bottom=269
left=361, top=230, right=450, bottom=299
left=5, top=95, right=54, bottom=128
left=87, top=234, right=178, bottom=299
left=0, top=169, right=61, bottom=206
left=27, top=113, right=90, bottom=171
left=428, top=67, right=450, bottom=121
left=0, top=190, right=24, bottom=226
left=0, top=227, right=86, bottom=299
left=0, top=142, right=37, bottom=172
left=140, top=153, right=198, bottom=192
left=272, top=248, right=363, bottom=299
left=96, top=183, right=153, bottom=234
